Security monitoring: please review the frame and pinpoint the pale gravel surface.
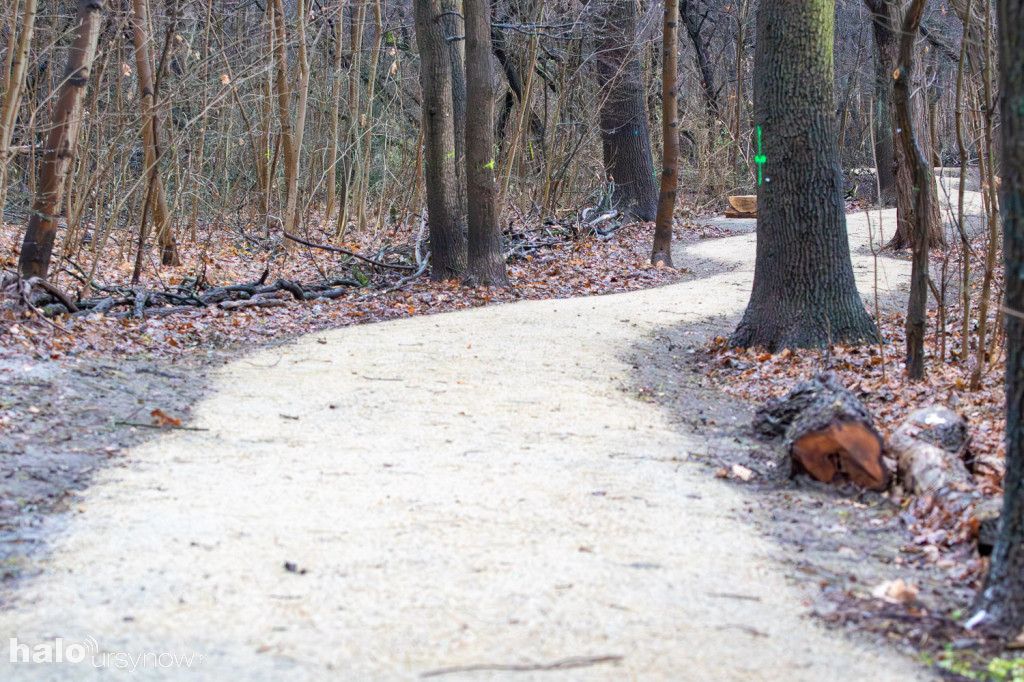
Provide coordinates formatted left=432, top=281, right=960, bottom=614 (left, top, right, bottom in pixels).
left=1, top=204, right=938, bottom=681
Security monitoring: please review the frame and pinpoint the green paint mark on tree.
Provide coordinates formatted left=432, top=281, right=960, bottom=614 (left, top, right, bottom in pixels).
left=484, top=159, right=495, bottom=170
left=754, top=126, right=767, bottom=185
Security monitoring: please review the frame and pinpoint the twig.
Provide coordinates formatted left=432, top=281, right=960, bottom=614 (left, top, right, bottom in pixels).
left=419, top=655, right=623, bottom=678
left=114, top=421, right=209, bottom=431
left=283, top=231, right=415, bottom=270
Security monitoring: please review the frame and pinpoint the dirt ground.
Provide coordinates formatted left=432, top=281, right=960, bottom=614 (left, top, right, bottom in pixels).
left=0, top=350, right=223, bottom=591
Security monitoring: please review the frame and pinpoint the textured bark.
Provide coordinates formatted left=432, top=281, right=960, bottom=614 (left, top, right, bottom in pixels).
left=464, top=0, right=507, bottom=286
left=414, top=0, right=468, bottom=279
left=651, top=0, right=679, bottom=266
left=729, top=0, right=878, bottom=351
left=892, top=0, right=932, bottom=380
left=271, top=0, right=299, bottom=242
left=595, top=0, right=657, bottom=222
left=130, top=0, right=179, bottom=268
left=889, top=406, right=972, bottom=495
left=868, top=14, right=897, bottom=205
left=18, top=0, right=104, bottom=280
left=975, top=0, right=1024, bottom=635
left=864, top=0, right=943, bottom=246
left=441, top=0, right=467, bottom=221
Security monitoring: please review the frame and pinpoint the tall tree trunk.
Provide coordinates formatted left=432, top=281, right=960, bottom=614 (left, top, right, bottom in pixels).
left=865, top=0, right=943, bottom=247
left=730, top=0, right=879, bottom=350
left=464, top=0, right=507, bottom=286
left=869, top=21, right=897, bottom=205
left=325, top=1, right=344, bottom=221
left=651, top=0, right=679, bottom=267
left=271, top=0, right=299, bottom=247
left=974, top=0, right=1024, bottom=636
left=441, top=0, right=467, bottom=220
left=413, top=0, right=467, bottom=279
left=18, top=0, right=104, bottom=281
left=595, top=0, right=658, bottom=221
left=0, top=0, right=37, bottom=229
left=892, top=0, right=932, bottom=380
left=130, top=0, right=178, bottom=269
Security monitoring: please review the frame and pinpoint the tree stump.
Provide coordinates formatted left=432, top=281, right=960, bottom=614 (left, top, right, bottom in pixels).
left=753, top=372, right=889, bottom=490
left=888, top=405, right=972, bottom=495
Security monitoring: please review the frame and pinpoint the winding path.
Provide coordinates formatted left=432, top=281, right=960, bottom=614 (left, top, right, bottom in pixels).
left=2, top=207, right=930, bottom=680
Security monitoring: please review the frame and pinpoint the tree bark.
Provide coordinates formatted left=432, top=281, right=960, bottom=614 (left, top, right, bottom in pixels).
left=729, top=0, right=878, bottom=351
left=18, top=0, right=105, bottom=281
left=595, top=0, right=658, bottom=222
left=270, top=0, right=299, bottom=247
left=864, top=0, right=943, bottom=246
left=464, top=0, right=507, bottom=286
left=440, top=0, right=467, bottom=220
left=651, top=0, right=679, bottom=266
left=891, top=0, right=933, bottom=380
left=974, top=0, right=1024, bottom=636
left=868, top=7, right=897, bottom=205
left=414, top=0, right=468, bottom=279
left=889, top=406, right=972, bottom=495
left=130, top=0, right=179, bottom=269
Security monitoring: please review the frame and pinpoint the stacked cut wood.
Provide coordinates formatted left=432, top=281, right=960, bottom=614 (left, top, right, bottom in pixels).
left=753, top=372, right=889, bottom=490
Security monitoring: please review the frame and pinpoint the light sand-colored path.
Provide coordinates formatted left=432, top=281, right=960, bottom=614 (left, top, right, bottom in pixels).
left=2, top=207, right=931, bottom=681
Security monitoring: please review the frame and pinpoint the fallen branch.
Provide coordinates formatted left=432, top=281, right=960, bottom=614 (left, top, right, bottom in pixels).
left=419, top=655, right=623, bottom=678
left=283, top=231, right=416, bottom=270
left=220, top=298, right=289, bottom=310
left=114, top=420, right=209, bottom=432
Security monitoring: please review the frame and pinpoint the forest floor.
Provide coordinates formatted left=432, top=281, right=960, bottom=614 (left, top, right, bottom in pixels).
left=0, top=175, right=1007, bottom=679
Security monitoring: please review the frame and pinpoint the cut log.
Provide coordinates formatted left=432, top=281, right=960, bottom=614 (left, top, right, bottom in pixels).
left=724, top=210, right=757, bottom=219
left=888, top=405, right=972, bottom=495
left=753, top=372, right=889, bottom=490
left=727, top=195, right=757, bottom=213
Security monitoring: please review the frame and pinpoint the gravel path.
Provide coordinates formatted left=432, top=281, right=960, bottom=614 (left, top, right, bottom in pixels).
left=2, top=206, right=932, bottom=681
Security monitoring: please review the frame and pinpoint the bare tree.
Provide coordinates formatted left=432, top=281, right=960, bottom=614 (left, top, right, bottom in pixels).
left=18, top=0, right=105, bottom=280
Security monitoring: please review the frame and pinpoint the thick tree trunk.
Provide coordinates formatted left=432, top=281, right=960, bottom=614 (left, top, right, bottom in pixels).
left=974, top=0, right=1024, bottom=636
left=753, top=373, right=889, bottom=491
left=730, top=0, right=878, bottom=350
left=651, top=0, right=679, bottom=266
left=464, top=0, right=507, bottom=286
left=18, top=0, right=104, bottom=280
left=414, top=0, right=468, bottom=279
left=595, top=0, right=658, bottom=222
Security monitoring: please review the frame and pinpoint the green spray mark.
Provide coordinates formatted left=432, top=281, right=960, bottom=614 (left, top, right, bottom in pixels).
left=446, top=150, right=455, bottom=160
left=754, top=126, right=766, bottom=185
left=484, top=159, right=495, bottom=170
